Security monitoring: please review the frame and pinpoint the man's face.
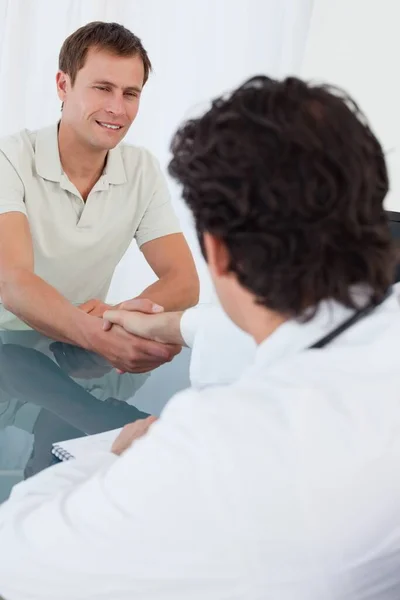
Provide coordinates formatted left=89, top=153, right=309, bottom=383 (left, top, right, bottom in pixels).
left=57, top=47, right=145, bottom=150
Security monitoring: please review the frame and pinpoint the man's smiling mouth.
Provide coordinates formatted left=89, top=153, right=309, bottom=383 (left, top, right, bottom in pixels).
left=96, top=121, right=123, bottom=130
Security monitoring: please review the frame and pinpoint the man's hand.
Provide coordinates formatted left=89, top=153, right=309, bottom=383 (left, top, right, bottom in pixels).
left=90, top=322, right=181, bottom=373
left=79, top=299, right=113, bottom=318
left=103, top=299, right=186, bottom=347
left=112, top=416, right=158, bottom=455
left=102, top=298, right=164, bottom=332
left=103, top=304, right=162, bottom=341
left=86, top=299, right=181, bottom=373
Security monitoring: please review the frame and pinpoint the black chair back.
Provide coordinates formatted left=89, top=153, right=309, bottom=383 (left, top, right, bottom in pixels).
left=386, top=211, right=400, bottom=283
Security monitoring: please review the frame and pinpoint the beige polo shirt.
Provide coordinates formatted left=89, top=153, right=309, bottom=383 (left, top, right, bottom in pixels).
left=0, top=124, right=181, bottom=329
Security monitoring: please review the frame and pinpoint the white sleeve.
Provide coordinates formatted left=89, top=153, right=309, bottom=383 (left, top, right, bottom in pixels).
left=0, top=389, right=244, bottom=600
left=179, top=304, right=210, bottom=347
left=187, top=304, right=256, bottom=388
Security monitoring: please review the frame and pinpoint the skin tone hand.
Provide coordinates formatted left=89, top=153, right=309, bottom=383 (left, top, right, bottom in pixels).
left=103, top=298, right=161, bottom=331
left=81, top=297, right=164, bottom=321
left=94, top=323, right=181, bottom=374
left=100, top=298, right=182, bottom=374
left=103, top=301, right=161, bottom=338
left=111, top=416, right=158, bottom=455
left=103, top=300, right=186, bottom=346
left=79, top=298, right=113, bottom=318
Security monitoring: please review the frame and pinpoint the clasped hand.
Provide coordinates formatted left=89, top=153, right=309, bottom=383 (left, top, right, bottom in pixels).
left=79, top=298, right=181, bottom=373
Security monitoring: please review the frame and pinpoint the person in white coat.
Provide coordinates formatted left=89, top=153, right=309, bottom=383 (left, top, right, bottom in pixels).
left=1, top=75, right=400, bottom=600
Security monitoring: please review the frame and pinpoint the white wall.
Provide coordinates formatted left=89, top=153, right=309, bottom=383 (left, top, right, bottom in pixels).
left=301, top=0, right=400, bottom=211
left=0, top=0, right=313, bottom=303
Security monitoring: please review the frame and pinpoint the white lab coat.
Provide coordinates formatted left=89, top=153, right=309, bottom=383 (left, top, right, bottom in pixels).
left=1, top=291, right=400, bottom=599
left=180, top=302, right=256, bottom=386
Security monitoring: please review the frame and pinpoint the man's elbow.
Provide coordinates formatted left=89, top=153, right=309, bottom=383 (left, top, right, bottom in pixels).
left=0, top=268, right=27, bottom=312
left=180, top=267, right=200, bottom=309
left=0, top=277, right=13, bottom=312
left=155, top=261, right=200, bottom=310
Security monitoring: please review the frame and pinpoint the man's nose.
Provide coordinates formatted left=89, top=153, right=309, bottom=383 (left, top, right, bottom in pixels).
left=105, top=91, right=126, bottom=116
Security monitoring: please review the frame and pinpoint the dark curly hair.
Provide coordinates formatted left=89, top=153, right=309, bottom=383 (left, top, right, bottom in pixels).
left=168, top=75, right=395, bottom=318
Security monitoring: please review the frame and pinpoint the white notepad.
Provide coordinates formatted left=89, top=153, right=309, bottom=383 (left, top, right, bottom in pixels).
left=52, top=428, right=122, bottom=461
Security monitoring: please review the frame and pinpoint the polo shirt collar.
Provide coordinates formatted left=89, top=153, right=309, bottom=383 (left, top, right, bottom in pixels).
left=103, top=144, right=127, bottom=185
left=35, top=123, right=127, bottom=185
left=35, top=124, right=62, bottom=183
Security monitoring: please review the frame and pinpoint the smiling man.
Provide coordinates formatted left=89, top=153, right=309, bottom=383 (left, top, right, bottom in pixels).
left=0, top=22, right=199, bottom=373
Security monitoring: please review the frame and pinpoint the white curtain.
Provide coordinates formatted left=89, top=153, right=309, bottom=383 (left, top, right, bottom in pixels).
left=0, top=0, right=314, bottom=302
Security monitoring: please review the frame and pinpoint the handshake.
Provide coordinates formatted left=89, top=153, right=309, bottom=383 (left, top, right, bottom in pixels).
left=78, top=298, right=185, bottom=374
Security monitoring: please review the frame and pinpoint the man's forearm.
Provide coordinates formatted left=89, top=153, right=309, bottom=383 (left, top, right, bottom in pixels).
left=103, top=308, right=187, bottom=347
left=141, top=311, right=186, bottom=346
left=0, top=268, right=97, bottom=347
left=137, top=273, right=199, bottom=312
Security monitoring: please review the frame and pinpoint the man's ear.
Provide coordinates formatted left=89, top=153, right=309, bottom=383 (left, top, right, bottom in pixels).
left=203, top=232, right=230, bottom=277
left=56, top=71, right=69, bottom=102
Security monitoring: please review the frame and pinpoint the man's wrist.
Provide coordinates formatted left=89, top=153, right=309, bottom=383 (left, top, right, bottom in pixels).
left=148, top=311, right=185, bottom=346
left=78, top=312, right=106, bottom=352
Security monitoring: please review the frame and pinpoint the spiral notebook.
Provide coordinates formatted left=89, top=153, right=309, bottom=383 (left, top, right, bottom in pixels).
left=52, top=428, right=122, bottom=461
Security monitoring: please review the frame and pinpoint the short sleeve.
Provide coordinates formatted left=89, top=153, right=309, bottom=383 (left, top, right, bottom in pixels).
left=0, top=151, right=26, bottom=216
left=134, top=159, right=181, bottom=248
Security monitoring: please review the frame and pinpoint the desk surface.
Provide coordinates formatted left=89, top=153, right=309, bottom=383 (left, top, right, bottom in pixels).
left=0, top=330, right=191, bottom=502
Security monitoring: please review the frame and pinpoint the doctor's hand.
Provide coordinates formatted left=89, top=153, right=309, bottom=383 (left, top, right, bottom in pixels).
left=102, top=298, right=164, bottom=333
left=103, top=306, right=164, bottom=342
left=80, top=297, right=159, bottom=320
left=111, top=416, right=158, bottom=455
left=103, top=299, right=185, bottom=347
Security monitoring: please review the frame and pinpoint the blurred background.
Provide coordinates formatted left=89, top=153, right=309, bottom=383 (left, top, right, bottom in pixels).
left=0, top=0, right=396, bottom=303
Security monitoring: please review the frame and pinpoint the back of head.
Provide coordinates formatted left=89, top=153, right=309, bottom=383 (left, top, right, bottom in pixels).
left=59, top=21, right=152, bottom=86
left=169, top=76, right=394, bottom=318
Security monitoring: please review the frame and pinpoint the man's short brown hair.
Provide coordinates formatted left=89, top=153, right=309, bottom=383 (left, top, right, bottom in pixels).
left=59, top=21, right=152, bottom=86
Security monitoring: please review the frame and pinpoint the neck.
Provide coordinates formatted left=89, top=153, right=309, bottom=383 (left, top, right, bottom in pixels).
left=230, top=289, right=287, bottom=344
left=58, top=120, right=107, bottom=182
left=248, top=309, right=287, bottom=345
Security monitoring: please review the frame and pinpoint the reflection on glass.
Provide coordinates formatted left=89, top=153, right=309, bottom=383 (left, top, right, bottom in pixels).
left=0, top=330, right=191, bottom=501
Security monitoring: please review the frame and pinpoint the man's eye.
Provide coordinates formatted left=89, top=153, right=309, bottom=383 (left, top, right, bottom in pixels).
left=95, top=86, right=108, bottom=92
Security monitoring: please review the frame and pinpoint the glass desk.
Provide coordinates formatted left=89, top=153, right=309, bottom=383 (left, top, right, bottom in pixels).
left=0, top=330, right=191, bottom=502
